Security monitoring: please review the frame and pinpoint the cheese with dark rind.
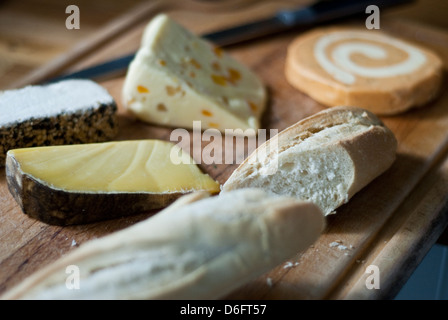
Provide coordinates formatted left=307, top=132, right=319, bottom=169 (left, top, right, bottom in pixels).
left=0, top=79, right=118, bottom=166
left=6, top=140, right=220, bottom=225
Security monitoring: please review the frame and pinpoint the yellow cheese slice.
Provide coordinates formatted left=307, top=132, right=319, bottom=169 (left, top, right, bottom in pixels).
left=122, top=14, right=266, bottom=132
left=8, top=140, right=219, bottom=193
left=6, top=140, right=220, bottom=225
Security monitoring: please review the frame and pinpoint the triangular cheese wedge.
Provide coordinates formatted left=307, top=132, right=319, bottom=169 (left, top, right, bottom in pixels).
left=6, top=140, right=220, bottom=225
left=122, top=14, right=266, bottom=132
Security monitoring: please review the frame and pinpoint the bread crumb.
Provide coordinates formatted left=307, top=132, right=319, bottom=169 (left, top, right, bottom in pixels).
left=71, top=239, right=77, bottom=247
left=329, top=240, right=353, bottom=251
left=329, top=241, right=340, bottom=248
left=266, top=277, right=273, bottom=287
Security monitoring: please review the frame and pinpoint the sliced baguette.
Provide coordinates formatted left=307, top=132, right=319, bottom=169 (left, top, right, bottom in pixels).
left=222, top=106, right=397, bottom=215
left=2, top=188, right=324, bottom=300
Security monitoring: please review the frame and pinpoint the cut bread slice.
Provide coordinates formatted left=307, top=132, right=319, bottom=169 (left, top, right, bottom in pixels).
left=2, top=188, right=324, bottom=300
left=222, top=107, right=397, bottom=215
left=6, top=140, right=220, bottom=225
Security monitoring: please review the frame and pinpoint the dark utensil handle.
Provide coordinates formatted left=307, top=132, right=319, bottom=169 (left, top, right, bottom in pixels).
left=276, top=0, right=416, bottom=26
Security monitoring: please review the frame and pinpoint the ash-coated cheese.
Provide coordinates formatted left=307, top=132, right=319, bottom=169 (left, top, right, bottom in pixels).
left=0, top=79, right=118, bottom=166
left=122, top=14, right=267, bottom=132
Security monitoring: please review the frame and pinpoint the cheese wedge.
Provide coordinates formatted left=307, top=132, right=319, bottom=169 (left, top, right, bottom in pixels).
left=6, top=140, right=220, bottom=225
left=122, top=14, right=266, bottom=132
left=0, top=79, right=118, bottom=167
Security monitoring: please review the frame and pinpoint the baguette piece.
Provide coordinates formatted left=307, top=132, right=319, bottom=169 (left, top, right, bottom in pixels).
left=2, top=188, right=324, bottom=300
left=0, top=79, right=118, bottom=166
left=222, top=107, right=397, bottom=215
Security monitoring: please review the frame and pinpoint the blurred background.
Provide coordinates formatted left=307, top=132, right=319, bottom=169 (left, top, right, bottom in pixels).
left=1, top=0, right=448, bottom=89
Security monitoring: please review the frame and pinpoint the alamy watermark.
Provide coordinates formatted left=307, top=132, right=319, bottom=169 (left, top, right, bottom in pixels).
left=65, top=264, right=80, bottom=290
left=169, top=121, right=279, bottom=175
left=66, top=5, right=80, bottom=30
left=365, top=264, right=380, bottom=290
left=64, top=263, right=381, bottom=292
left=65, top=4, right=380, bottom=31
left=365, top=5, right=380, bottom=29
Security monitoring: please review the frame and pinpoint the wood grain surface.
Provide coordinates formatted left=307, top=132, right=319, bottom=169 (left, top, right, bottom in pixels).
left=1, top=0, right=448, bottom=299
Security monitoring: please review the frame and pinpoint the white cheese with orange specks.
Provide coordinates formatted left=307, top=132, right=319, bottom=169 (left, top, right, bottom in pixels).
left=122, top=14, right=266, bottom=132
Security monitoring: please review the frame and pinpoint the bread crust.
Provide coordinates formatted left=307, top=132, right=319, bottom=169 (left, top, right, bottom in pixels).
left=2, top=189, right=324, bottom=300
left=222, top=107, right=397, bottom=215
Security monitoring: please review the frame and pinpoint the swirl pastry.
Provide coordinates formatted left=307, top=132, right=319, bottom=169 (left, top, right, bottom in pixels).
left=285, top=27, right=443, bottom=115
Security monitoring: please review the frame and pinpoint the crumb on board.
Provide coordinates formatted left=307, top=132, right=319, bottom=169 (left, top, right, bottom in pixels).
left=329, top=240, right=354, bottom=251
left=282, top=261, right=300, bottom=270
left=329, top=241, right=340, bottom=248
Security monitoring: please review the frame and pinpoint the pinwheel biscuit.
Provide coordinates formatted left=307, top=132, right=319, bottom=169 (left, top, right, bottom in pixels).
left=285, top=27, right=443, bottom=115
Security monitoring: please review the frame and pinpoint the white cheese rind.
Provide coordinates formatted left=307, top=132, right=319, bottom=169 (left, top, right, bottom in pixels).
left=122, top=14, right=266, bottom=132
left=0, top=79, right=118, bottom=167
left=0, top=79, right=115, bottom=127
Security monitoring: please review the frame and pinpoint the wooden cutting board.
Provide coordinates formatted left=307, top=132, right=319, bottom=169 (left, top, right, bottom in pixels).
left=1, top=0, right=448, bottom=299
